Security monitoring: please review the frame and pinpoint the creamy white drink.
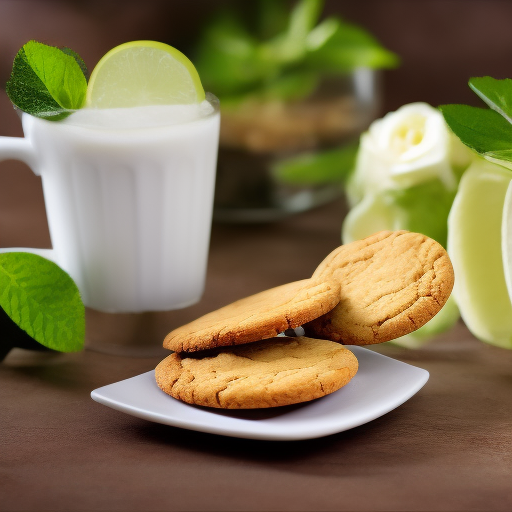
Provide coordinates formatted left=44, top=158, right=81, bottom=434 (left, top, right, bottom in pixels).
left=0, top=40, right=220, bottom=316
left=16, top=95, right=220, bottom=312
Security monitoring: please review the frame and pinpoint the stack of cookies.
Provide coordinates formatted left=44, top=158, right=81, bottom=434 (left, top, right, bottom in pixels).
left=156, top=231, right=454, bottom=409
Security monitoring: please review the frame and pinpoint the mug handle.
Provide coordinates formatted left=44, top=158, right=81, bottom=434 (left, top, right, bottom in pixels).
left=0, top=135, right=57, bottom=263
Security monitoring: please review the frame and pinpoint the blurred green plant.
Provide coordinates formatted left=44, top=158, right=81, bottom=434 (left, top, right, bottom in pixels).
left=272, top=143, right=358, bottom=186
left=195, top=0, right=399, bottom=106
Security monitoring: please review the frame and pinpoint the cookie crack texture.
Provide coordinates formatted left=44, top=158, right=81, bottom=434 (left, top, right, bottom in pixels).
left=155, top=338, right=358, bottom=409
left=215, top=388, right=224, bottom=407
left=215, top=376, right=248, bottom=407
left=304, top=231, right=454, bottom=345
left=163, top=278, right=341, bottom=353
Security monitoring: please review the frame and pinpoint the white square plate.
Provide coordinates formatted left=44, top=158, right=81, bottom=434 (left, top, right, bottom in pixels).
left=91, top=346, right=428, bottom=441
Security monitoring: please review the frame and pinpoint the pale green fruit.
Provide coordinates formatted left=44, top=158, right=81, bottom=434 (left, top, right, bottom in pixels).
left=448, top=159, right=512, bottom=348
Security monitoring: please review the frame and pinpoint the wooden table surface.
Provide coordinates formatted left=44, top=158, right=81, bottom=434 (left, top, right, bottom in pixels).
left=1, top=1, right=512, bottom=505
left=1, top=185, right=511, bottom=511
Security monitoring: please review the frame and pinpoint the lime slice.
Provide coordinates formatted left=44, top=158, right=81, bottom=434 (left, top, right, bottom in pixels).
left=86, top=41, right=205, bottom=108
left=448, top=159, right=512, bottom=348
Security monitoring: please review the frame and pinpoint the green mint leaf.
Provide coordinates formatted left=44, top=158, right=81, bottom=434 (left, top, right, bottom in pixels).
left=6, top=40, right=87, bottom=120
left=287, top=0, right=324, bottom=45
left=304, top=19, right=399, bottom=72
left=0, top=252, right=84, bottom=352
left=468, top=76, right=512, bottom=122
left=440, top=104, right=512, bottom=162
left=306, top=18, right=340, bottom=51
left=273, top=143, right=358, bottom=185
left=483, top=149, right=512, bottom=162
left=60, top=46, right=89, bottom=81
left=6, top=49, right=64, bottom=120
left=195, top=13, right=274, bottom=96
left=196, top=2, right=398, bottom=102
left=261, top=71, right=319, bottom=101
left=21, top=41, right=87, bottom=110
left=257, top=0, right=290, bottom=40
left=261, top=0, right=324, bottom=64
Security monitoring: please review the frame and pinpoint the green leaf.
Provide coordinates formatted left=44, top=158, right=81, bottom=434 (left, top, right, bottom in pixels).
left=6, top=40, right=87, bottom=120
left=195, top=13, right=275, bottom=96
left=261, top=71, right=319, bottom=101
left=0, top=253, right=84, bottom=352
left=257, top=0, right=290, bottom=40
left=469, top=76, right=512, bottom=122
left=273, top=143, right=358, bottom=185
left=195, top=2, right=399, bottom=102
left=261, top=0, right=324, bottom=64
left=289, top=0, right=324, bottom=38
left=440, top=104, right=512, bottom=163
left=306, top=18, right=340, bottom=51
left=60, top=46, right=89, bottom=81
left=304, top=19, right=400, bottom=73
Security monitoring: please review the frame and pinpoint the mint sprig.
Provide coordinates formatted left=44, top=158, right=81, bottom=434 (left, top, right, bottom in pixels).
left=6, top=40, right=88, bottom=120
left=440, top=77, right=512, bottom=164
left=195, top=0, right=399, bottom=103
left=0, top=252, right=85, bottom=358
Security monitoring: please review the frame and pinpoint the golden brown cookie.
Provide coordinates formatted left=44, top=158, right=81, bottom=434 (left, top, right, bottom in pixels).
left=164, top=278, right=341, bottom=353
left=155, top=336, right=358, bottom=409
left=304, top=230, right=454, bottom=345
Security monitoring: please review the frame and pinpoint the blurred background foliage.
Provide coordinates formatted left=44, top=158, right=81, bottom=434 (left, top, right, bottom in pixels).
left=194, top=0, right=398, bottom=105
left=2, top=0, right=512, bottom=115
left=1, top=0, right=508, bottom=195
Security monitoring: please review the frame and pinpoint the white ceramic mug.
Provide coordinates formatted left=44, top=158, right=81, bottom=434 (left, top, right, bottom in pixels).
left=0, top=97, right=220, bottom=313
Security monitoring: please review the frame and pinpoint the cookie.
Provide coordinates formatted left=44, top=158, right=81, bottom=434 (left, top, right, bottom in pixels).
left=304, top=230, right=454, bottom=345
left=155, top=336, right=358, bottom=409
left=164, top=278, right=341, bottom=353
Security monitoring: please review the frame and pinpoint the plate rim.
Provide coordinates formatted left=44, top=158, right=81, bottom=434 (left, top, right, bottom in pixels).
left=91, top=346, right=429, bottom=441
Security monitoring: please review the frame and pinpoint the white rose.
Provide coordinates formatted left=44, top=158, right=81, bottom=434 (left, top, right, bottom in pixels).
left=342, top=102, right=474, bottom=347
left=347, top=102, right=465, bottom=206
